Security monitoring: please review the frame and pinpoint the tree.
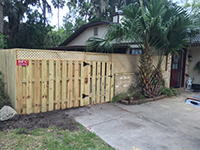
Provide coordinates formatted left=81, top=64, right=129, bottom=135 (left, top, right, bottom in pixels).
left=180, top=0, right=200, bottom=14
left=87, top=0, right=193, bottom=97
left=51, top=0, right=65, bottom=31
left=0, top=0, right=3, bottom=34
left=3, top=0, right=39, bottom=41
left=37, top=0, right=52, bottom=24
left=63, top=5, right=85, bottom=35
left=7, top=10, right=51, bottom=49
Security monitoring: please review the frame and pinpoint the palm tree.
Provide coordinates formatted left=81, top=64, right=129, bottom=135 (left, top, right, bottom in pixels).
left=51, top=0, right=65, bottom=30
left=87, top=0, right=194, bottom=97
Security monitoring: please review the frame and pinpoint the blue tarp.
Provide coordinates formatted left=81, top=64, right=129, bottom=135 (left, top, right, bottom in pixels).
left=185, top=94, right=200, bottom=108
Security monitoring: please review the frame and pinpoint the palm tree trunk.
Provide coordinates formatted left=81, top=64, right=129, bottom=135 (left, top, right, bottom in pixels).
left=138, top=44, right=155, bottom=98
left=58, top=6, right=60, bottom=33
left=153, top=64, right=163, bottom=95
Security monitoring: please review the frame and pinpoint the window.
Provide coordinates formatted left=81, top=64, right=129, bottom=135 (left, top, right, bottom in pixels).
left=130, top=49, right=142, bottom=55
left=94, top=27, right=98, bottom=36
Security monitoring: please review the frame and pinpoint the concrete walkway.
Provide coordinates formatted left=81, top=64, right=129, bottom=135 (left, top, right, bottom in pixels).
left=69, top=92, right=200, bottom=150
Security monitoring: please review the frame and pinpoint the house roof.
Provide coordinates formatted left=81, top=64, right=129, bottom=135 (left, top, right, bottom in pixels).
left=59, top=21, right=112, bottom=46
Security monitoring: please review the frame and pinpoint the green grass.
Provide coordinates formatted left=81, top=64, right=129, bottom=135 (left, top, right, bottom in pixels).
left=0, top=126, right=114, bottom=150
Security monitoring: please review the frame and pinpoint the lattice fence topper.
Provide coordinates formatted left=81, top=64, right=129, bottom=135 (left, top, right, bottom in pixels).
left=112, top=55, right=138, bottom=73
left=16, top=49, right=84, bottom=60
left=86, top=53, right=110, bottom=62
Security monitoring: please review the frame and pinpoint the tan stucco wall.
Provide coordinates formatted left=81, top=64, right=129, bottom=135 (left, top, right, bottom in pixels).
left=187, top=47, right=200, bottom=84
left=67, top=24, right=108, bottom=46
left=113, top=54, right=171, bottom=94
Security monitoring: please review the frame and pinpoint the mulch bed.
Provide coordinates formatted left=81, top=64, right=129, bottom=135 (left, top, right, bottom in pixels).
left=0, top=109, right=79, bottom=132
left=120, top=95, right=167, bottom=105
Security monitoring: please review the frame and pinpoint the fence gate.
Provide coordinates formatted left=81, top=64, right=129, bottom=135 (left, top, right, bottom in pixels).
left=81, top=61, right=114, bottom=106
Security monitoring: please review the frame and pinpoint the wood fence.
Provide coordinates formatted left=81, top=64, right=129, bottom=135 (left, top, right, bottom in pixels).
left=0, top=49, right=114, bottom=114
left=0, top=49, right=170, bottom=114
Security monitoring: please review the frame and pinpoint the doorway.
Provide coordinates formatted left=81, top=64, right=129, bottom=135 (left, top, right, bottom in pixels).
left=170, top=50, right=186, bottom=88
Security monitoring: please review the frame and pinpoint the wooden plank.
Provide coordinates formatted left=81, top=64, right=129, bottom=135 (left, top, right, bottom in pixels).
left=96, top=62, right=101, bottom=103
left=4, top=51, right=7, bottom=93
left=34, top=60, right=40, bottom=113
left=26, top=61, right=32, bottom=114
left=101, top=62, right=105, bottom=102
left=74, top=61, right=79, bottom=107
left=41, top=60, right=47, bottom=112
left=11, top=50, right=17, bottom=110
left=106, top=62, right=111, bottom=102
left=16, top=66, right=22, bottom=114
left=48, top=61, right=54, bottom=111
left=62, top=61, right=67, bottom=109
left=92, top=62, right=96, bottom=104
left=105, top=62, right=109, bottom=102
left=68, top=61, right=72, bottom=108
left=22, top=66, right=26, bottom=114
left=110, top=62, right=115, bottom=102
left=80, top=61, right=85, bottom=106
left=55, top=61, right=61, bottom=110
left=84, top=63, right=89, bottom=105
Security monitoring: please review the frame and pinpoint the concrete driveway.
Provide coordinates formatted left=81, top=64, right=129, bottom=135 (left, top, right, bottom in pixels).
left=69, top=91, right=200, bottom=150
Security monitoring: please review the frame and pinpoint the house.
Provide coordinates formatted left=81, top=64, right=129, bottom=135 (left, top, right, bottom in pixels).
left=49, top=14, right=200, bottom=90
left=48, top=14, right=140, bottom=55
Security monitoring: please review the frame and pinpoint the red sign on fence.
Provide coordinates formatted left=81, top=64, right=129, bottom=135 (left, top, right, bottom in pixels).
left=17, top=60, right=29, bottom=66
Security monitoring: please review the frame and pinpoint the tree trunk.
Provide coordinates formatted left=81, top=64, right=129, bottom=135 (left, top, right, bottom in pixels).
left=138, top=44, right=155, bottom=98
left=0, top=0, right=3, bottom=49
left=43, top=0, right=46, bottom=24
left=58, top=6, right=60, bottom=34
left=0, top=0, right=3, bottom=34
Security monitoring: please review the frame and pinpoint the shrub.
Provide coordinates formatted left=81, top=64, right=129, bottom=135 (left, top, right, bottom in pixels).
left=160, top=80, right=180, bottom=96
left=0, top=71, right=10, bottom=109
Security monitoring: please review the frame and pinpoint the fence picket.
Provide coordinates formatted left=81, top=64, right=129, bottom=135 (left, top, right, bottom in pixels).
left=74, top=61, right=79, bottom=107
left=68, top=61, right=72, bottom=108
left=49, top=61, right=54, bottom=111
left=41, top=60, right=47, bottom=112
left=107, top=62, right=111, bottom=102
left=97, top=62, right=101, bottom=103
left=34, top=60, right=40, bottom=113
left=101, top=62, right=105, bottom=103
left=111, top=62, right=115, bottom=101
left=92, top=62, right=96, bottom=104
left=55, top=61, right=61, bottom=110
left=16, top=66, right=22, bottom=114
left=62, top=61, right=67, bottom=109
left=26, top=61, right=32, bottom=114
left=80, top=61, right=84, bottom=106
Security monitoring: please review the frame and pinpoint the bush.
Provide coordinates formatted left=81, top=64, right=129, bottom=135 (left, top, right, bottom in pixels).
left=160, top=80, right=180, bottom=96
left=112, top=84, right=144, bottom=102
left=0, top=71, right=10, bottom=109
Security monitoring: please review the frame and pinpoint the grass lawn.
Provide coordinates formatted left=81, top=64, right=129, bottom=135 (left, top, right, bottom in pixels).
left=0, top=126, right=114, bottom=150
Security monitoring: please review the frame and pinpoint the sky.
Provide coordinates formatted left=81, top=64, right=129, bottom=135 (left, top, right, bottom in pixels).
left=46, top=0, right=69, bottom=28
left=47, top=0, right=182, bottom=28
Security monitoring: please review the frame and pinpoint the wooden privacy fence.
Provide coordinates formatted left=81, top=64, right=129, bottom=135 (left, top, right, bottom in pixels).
left=0, top=49, right=170, bottom=114
left=0, top=49, right=114, bottom=114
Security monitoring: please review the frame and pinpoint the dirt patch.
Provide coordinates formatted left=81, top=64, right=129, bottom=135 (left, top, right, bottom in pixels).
left=0, top=109, right=79, bottom=132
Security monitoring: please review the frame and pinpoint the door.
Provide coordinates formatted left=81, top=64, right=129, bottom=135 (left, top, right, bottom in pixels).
left=170, top=50, right=186, bottom=87
left=170, top=54, right=180, bottom=87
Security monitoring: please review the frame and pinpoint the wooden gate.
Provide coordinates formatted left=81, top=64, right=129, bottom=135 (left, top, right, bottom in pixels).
left=15, top=50, right=114, bottom=114
left=82, top=61, right=114, bottom=106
